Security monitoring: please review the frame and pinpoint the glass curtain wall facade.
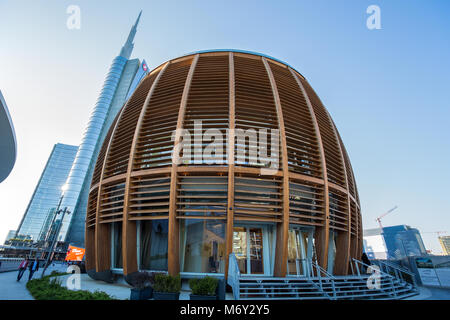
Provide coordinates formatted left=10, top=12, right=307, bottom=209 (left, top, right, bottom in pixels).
left=55, top=14, right=148, bottom=247
left=16, top=143, right=78, bottom=240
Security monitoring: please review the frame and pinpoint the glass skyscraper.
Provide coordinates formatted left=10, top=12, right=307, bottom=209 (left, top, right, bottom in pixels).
left=16, top=143, right=78, bottom=240
left=57, top=12, right=148, bottom=246
left=364, top=225, right=427, bottom=260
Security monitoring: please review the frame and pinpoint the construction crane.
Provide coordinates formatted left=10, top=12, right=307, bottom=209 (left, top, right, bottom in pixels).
left=423, top=231, right=447, bottom=236
left=375, top=206, right=398, bottom=229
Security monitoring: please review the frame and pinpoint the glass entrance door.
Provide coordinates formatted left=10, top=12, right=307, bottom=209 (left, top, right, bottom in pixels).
left=287, top=228, right=314, bottom=276
left=233, top=226, right=265, bottom=275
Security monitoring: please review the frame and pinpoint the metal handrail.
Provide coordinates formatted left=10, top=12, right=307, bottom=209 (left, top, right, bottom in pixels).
left=312, top=261, right=336, bottom=279
left=374, top=259, right=417, bottom=287
left=351, top=258, right=399, bottom=297
left=227, top=253, right=241, bottom=300
left=309, top=260, right=335, bottom=299
left=351, top=258, right=394, bottom=279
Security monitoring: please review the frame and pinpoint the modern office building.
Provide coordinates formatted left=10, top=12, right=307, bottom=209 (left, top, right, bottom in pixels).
left=85, top=50, right=362, bottom=281
left=439, top=236, right=450, bottom=255
left=16, top=143, right=78, bottom=241
left=4, top=230, right=17, bottom=243
left=56, top=12, right=149, bottom=247
left=364, top=225, right=427, bottom=260
left=0, top=90, right=17, bottom=183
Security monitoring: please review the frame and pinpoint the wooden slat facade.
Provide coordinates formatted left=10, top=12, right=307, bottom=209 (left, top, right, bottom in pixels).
left=86, top=51, right=362, bottom=277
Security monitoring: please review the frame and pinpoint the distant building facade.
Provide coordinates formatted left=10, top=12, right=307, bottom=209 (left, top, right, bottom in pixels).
left=4, top=230, right=17, bottom=243
left=439, top=236, right=450, bottom=255
left=56, top=13, right=148, bottom=247
left=0, top=90, right=16, bottom=183
left=364, top=225, right=427, bottom=260
left=15, top=143, right=78, bottom=241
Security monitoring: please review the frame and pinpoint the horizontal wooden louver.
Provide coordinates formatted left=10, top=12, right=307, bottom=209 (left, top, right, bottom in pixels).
left=86, top=188, right=98, bottom=228
left=91, top=116, right=119, bottom=186
left=128, top=173, right=170, bottom=219
left=234, top=174, right=282, bottom=222
left=87, top=51, right=362, bottom=277
left=299, top=78, right=346, bottom=188
left=98, top=180, right=125, bottom=224
left=133, top=59, right=192, bottom=170
left=103, top=74, right=158, bottom=179
left=234, top=56, right=279, bottom=169
left=328, top=189, right=349, bottom=232
left=176, top=173, right=228, bottom=218
left=269, top=62, right=322, bottom=179
left=289, top=179, right=324, bottom=226
left=183, top=55, right=229, bottom=166
left=350, top=200, right=357, bottom=236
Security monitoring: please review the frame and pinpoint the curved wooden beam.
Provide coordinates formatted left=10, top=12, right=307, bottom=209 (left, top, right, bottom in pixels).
left=121, top=63, right=170, bottom=275
left=94, top=100, right=129, bottom=272
left=225, top=52, right=235, bottom=279
left=289, top=68, right=330, bottom=271
left=328, top=118, right=352, bottom=275
left=168, top=54, right=199, bottom=275
left=263, top=58, right=290, bottom=277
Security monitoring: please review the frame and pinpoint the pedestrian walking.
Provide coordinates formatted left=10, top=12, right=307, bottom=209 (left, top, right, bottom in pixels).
left=28, top=258, right=40, bottom=281
left=16, top=258, right=29, bottom=281
left=361, top=252, right=371, bottom=273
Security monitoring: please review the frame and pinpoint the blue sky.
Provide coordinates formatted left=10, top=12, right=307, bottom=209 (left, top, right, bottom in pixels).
left=0, top=0, right=449, bottom=253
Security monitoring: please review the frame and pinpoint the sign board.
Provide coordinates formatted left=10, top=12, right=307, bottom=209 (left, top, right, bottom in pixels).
left=418, top=268, right=441, bottom=287
left=435, top=268, right=450, bottom=288
left=65, top=245, right=85, bottom=262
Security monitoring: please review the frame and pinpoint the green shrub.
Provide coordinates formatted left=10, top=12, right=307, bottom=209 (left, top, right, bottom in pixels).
left=26, top=275, right=114, bottom=300
left=189, top=276, right=218, bottom=296
left=153, top=274, right=181, bottom=293
left=128, top=271, right=166, bottom=289
left=50, top=270, right=67, bottom=277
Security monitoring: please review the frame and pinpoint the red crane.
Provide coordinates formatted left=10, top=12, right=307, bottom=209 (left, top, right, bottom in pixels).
left=375, top=206, right=398, bottom=229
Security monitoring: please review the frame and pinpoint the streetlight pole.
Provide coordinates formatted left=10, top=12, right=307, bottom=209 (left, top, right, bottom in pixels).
left=40, top=184, right=69, bottom=278
left=40, top=207, right=71, bottom=278
left=40, top=193, right=65, bottom=258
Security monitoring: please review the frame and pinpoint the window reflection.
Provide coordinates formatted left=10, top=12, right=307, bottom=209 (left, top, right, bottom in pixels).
left=112, top=222, right=123, bottom=269
left=140, top=220, right=168, bottom=271
left=180, top=219, right=226, bottom=273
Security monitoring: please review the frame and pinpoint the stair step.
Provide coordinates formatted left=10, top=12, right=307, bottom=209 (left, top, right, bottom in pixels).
left=240, top=292, right=326, bottom=296
left=240, top=296, right=330, bottom=300
left=231, top=273, right=417, bottom=300
left=240, top=287, right=318, bottom=293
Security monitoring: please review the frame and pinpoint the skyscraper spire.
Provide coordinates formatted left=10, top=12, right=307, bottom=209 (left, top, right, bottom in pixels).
left=119, top=10, right=142, bottom=59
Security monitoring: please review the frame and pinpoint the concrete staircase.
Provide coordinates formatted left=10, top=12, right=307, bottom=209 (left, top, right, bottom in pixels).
left=238, top=277, right=330, bottom=300
left=235, top=274, right=418, bottom=300
left=228, top=255, right=419, bottom=300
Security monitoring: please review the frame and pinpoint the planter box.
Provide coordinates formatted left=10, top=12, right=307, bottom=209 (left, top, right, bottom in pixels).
left=130, top=287, right=153, bottom=300
left=153, top=291, right=180, bottom=300
left=190, top=294, right=217, bottom=300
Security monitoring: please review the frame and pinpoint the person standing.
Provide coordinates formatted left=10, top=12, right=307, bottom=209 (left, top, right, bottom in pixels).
left=361, top=252, right=372, bottom=273
left=28, top=258, right=39, bottom=281
left=16, top=258, right=29, bottom=281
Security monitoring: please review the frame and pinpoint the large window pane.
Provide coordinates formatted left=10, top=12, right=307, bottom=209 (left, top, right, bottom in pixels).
left=140, top=220, right=168, bottom=271
left=180, top=219, right=226, bottom=273
left=233, top=227, right=248, bottom=274
left=112, top=222, right=123, bottom=269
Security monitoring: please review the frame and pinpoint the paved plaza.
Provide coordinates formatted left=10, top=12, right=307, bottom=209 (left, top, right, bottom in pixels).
left=0, top=263, right=449, bottom=300
left=0, top=263, right=67, bottom=300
